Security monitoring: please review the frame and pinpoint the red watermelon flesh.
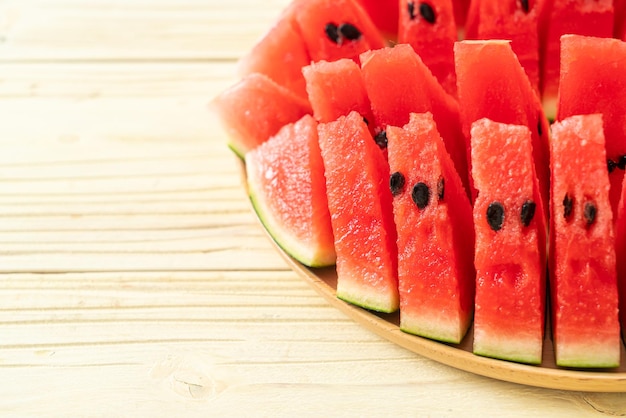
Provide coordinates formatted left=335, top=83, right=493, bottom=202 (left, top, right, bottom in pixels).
left=616, top=0, right=626, bottom=40
left=464, top=0, right=540, bottom=94
left=245, top=115, right=336, bottom=267
left=454, top=40, right=550, bottom=210
left=360, top=44, right=469, bottom=195
left=211, top=73, right=312, bottom=158
left=387, top=112, right=475, bottom=344
left=293, top=0, right=386, bottom=64
left=557, top=34, right=626, bottom=217
left=237, top=14, right=311, bottom=100
left=302, top=58, right=376, bottom=135
left=318, top=111, right=399, bottom=313
left=549, top=114, right=620, bottom=368
left=470, top=118, right=546, bottom=364
left=354, top=0, right=398, bottom=39
left=539, top=0, right=614, bottom=118
left=615, top=179, right=626, bottom=342
left=453, top=0, right=470, bottom=28
left=398, top=0, right=458, bottom=97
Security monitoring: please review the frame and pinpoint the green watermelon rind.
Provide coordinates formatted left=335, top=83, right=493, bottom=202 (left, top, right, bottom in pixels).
left=400, top=314, right=470, bottom=345
left=336, top=280, right=398, bottom=314
left=246, top=172, right=336, bottom=269
left=472, top=332, right=543, bottom=365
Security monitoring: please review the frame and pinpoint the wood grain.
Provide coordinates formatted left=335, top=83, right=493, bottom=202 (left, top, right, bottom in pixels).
left=2, top=0, right=626, bottom=415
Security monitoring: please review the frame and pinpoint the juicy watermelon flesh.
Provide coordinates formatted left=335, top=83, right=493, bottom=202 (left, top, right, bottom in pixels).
left=237, top=15, right=311, bottom=100
left=540, top=0, right=614, bottom=118
left=398, top=0, right=458, bottom=97
left=354, top=0, right=398, bottom=39
left=471, top=118, right=546, bottom=364
left=245, top=115, right=335, bottom=267
left=360, top=44, right=469, bottom=195
left=464, top=0, right=540, bottom=93
left=387, top=112, right=475, bottom=344
left=211, top=73, right=312, bottom=158
left=557, top=35, right=626, bottom=216
left=302, top=58, right=375, bottom=134
left=616, top=179, right=626, bottom=343
left=318, top=111, right=399, bottom=313
left=293, top=0, right=386, bottom=63
left=454, top=40, right=550, bottom=211
left=549, top=114, right=620, bottom=368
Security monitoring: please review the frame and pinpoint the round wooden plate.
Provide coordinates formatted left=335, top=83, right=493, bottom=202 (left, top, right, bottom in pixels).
left=238, top=159, right=626, bottom=392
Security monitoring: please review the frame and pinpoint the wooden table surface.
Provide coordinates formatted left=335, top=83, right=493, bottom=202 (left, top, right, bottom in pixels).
left=2, top=1, right=626, bottom=416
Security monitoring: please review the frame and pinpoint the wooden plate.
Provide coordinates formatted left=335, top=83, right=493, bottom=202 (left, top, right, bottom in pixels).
left=238, top=158, right=626, bottom=392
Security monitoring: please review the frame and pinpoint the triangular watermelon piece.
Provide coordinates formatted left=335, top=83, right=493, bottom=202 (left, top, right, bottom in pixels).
left=398, top=0, right=458, bottom=96
left=539, top=0, right=614, bottom=118
left=237, top=14, right=311, bottom=101
left=302, top=58, right=375, bottom=135
left=549, top=114, right=620, bottom=368
left=387, top=112, right=475, bottom=344
left=318, top=111, right=399, bottom=313
left=464, top=0, right=540, bottom=94
left=470, top=118, right=546, bottom=365
left=454, top=40, right=549, bottom=210
left=557, top=34, right=626, bottom=217
left=211, top=73, right=312, bottom=158
left=293, top=0, right=386, bottom=63
left=360, top=44, right=469, bottom=195
left=245, top=115, right=335, bottom=268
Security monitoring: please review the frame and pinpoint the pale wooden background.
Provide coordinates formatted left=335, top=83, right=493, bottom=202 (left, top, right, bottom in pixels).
left=1, top=0, right=626, bottom=416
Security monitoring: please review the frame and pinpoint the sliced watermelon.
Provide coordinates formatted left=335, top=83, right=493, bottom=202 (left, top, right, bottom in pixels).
left=245, top=115, right=335, bottom=267
left=470, top=118, right=546, bottom=364
left=464, top=0, right=540, bottom=94
left=360, top=44, right=469, bottom=194
left=293, top=0, right=386, bottom=63
left=211, top=73, right=312, bottom=158
left=398, top=0, right=458, bottom=96
left=539, top=0, right=614, bottom=118
left=237, top=14, right=311, bottom=100
left=318, top=111, right=399, bottom=313
left=615, top=179, right=626, bottom=343
left=387, top=112, right=475, bottom=343
left=557, top=34, right=626, bottom=216
left=454, top=39, right=550, bottom=209
left=549, top=114, right=620, bottom=368
left=354, top=0, right=398, bottom=39
left=302, top=58, right=375, bottom=134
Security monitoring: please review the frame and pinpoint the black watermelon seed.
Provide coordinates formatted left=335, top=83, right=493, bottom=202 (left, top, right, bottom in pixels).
left=520, top=200, right=536, bottom=227
left=374, top=130, right=388, bottom=149
left=537, top=118, right=542, bottom=137
left=608, top=159, right=617, bottom=173
left=486, top=202, right=505, bottom=231
left=390, top=172, right=406, bottom=196
left=618, top=154, right=626, bottom=170
left=407, top=1, right=417, bottom=19
left=325, top=23, right=340, bottom=44
left=362, top=116, right=369, bottom=126
left=584, top=201, right=597, bottom=228
left=563, top=193, right=574, bottom=220
left=437, top=176, right=445, bottom=200
left=339, top=23, right=362, bottom=41
left=412, top=182, right=431, bottom=210
left=520, top=0, right=529, bottom=13
left=419, top=2, right=436, bottom=24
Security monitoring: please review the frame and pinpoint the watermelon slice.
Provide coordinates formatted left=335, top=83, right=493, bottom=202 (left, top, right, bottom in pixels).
left=245, top=115, right=335, bottom=267
left=211, top=73, right=312, bottom=157
left=454, top=39, right=550, bottom=210
left=557, top=34, right=626, bottom=217
left=470, top=118, right=546, bottom=365
left=360, top=44, right=469, bottom=194
left=539, top=0, right=614, bottom=118
left=302, top=58, right=375, bottom=134
left=398, top=0, right=458, bottom=96
left=549, top=114, right=620, bottom=368
left=464, top=0, right=540, bottom=93
left=387, top=112, right=475, bottom=343
left=293, top=0, right=386, bottom=63
left=318, top=111, right=399, bottom=313
left=237, top=14, right=311, bottom=100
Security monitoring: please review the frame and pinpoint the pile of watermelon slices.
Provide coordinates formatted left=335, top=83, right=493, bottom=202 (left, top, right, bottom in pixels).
left=212, top=0, right=626, bottom=368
